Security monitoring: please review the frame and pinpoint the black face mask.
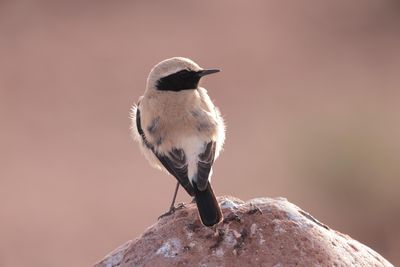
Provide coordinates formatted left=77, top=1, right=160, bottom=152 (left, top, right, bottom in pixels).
left=156, top=69, right=220, bottom=92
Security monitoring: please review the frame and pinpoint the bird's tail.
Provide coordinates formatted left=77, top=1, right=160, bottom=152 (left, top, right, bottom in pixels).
left=193, top=182, right=223, bottom=227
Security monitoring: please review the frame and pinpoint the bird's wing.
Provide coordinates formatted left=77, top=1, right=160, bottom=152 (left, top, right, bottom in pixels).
left=196, top=141, right=216, bottom=191
left=135, top=107, right=195, bottom=196
left=153, top=148, right=194, bottom=196
left=135, top=106, right=152, bottom=149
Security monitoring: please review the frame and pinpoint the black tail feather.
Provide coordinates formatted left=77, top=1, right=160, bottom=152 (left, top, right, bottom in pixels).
left=193, top=182, right=223, bottom=227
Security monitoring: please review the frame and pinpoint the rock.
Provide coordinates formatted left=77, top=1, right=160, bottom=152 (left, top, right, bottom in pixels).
left=94, top=196, right=393, bottom=267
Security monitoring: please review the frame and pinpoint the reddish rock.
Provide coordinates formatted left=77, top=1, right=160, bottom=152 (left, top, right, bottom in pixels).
left=94, top=196, right=393, bottom=267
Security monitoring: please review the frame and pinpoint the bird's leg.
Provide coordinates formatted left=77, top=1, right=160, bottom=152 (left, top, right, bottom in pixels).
left=158, top=182, right=180, bottom=219
left=169, top=181, right=180, bottom=211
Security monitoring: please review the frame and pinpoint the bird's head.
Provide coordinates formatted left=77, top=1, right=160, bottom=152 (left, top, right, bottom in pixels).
left=146, top=57, right=220, bottom=92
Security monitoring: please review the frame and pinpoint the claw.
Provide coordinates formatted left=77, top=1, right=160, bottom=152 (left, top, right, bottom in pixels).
left=158, top=203, right=186, bottom=220
left=158, top=207, right=176, bottom=220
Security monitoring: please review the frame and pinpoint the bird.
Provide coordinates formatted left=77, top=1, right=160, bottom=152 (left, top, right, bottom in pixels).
left=130, top=57, right=226, bottom=227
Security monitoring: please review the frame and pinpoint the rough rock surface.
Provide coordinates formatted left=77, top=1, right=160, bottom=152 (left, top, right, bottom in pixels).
left=94, top=196, right=393, bottom=267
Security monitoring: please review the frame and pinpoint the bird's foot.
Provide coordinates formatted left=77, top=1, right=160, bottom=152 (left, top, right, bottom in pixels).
left=158, top=203, right=185, bottom=220
left=158, top=208, right=175, bottom=220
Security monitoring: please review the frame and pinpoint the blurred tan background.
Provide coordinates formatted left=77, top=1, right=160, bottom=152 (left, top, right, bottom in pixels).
left=1, top=0, right=399, bottom=266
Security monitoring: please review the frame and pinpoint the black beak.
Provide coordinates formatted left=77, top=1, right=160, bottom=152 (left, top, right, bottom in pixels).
left=197, top=69, right=220, bottom=77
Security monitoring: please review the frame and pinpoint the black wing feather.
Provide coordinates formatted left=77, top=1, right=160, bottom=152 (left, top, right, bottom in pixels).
left=154, top=149, right=194, bottom=196
left=197, top=141, right=216, bottom=191
left=136, top=107, right=195, bottom=196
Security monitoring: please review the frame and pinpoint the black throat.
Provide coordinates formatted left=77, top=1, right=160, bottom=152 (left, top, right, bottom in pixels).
left=156, top=70, right=200, bottom=92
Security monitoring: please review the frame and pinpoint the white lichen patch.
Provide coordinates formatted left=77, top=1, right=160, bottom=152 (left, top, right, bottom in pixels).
left=258, top=232, right=266, bottom=245
left=272, top=219, right=287, bottom=235
left=250, top=223, right=257, bottom=236
left=224, top=230, right=238, bottom=247
left=220, top=199, right=239, bottom=209
left=248, top=197, right=267, bottom=205
left=214, top=247, right=224, bottom=257
left=232, top=229, right=242, bottom=239
left=285, top=209, right=303, bottom=223
left=156, top=238, right=182, bottom=258
left=249, top=223, right=266, bottom=245
left=103, top=241, right=131, bottom=267
left=271, top=200, right=313, bottom=229
left=104, top=249, right=124, bottom=267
